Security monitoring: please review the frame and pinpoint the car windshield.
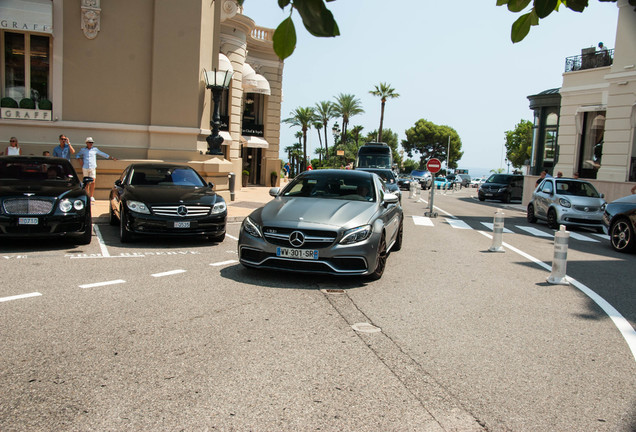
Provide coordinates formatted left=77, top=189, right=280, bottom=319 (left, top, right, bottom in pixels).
left=0, top=160, right=78, bottom=183
left=282, top=173, right=376, bottom=202
left=555, top=180, right=600, bottom=198
left=130, top=167, right=206, bottom=187
left=486, top=174, right=511, bottom=184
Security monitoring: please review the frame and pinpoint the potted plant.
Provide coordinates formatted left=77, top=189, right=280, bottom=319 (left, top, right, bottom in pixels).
left=1, top=97, right=18, bottom=108
left=270, top=171, right=278, bottom=187
left=242, top=169, right=249, bottom=187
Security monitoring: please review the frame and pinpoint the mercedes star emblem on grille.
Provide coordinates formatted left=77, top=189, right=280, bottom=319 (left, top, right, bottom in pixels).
left=177, top=205, right=188, bottom=216
left=289, top=231, right=305, bottom=247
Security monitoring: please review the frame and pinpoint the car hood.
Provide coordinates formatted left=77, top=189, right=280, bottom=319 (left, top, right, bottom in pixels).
left=560, top=195, right=605, bottom=206
left=0, top=181, right=83, bottom=198
left=124, top=185, right=222, bottom=204
left=255, top=197, right=377, bottom=229
left=610, top=194, right=636, bottom=205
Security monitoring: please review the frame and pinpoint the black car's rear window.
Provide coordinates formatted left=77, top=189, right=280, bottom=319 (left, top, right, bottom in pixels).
left=0, top=160, right=78, bottom=183
left=130, top=167, right=206, bottom=187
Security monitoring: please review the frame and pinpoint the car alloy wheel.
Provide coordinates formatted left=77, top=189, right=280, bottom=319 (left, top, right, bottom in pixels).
left=119, top=207, right=133, bottom=243
left=527, top=203, right=537, bottom=223
left=368, top=233, right=387, bottom=281
left=547, top=208, right=559, bottom=230
left=393, top=218, right=403, bottom=251
left=610, top=218, right=634, bottom=252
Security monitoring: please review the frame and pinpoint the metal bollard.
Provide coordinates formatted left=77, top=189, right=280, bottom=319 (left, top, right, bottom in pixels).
left=228, top=172, right=236, bottom=202
left=547, top=225, right=570, bottom=285
left=488, top=210, right=505, bottom=252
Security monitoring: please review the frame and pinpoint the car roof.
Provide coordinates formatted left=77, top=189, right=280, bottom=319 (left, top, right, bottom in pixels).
left=127, top=163, right=194, bottom=170
left=0, top=155, right=70, bottom=164
left=298, top=169, right=375, bottom=179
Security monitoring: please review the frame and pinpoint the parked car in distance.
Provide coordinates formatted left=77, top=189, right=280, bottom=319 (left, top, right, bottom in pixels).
left=471, top=177, right=486, bottom=188
left=0, top=156, right=93, bottom=244
left=410, top=169, right=432, bottom=190
left=602, top=193, right=636, bottom=252
left=356, top=168, right=401, bottom=202
left=456, top=174, right=471, bottom=188
left=397, top=175, right=414, bottom=191
left=478, top=174, right=524, bottom=203
left=238, top=169, right=403, bottom=280
left=527, top=177, right=605, bottom=231
left=434, top=175, right=454, bottom=189
left=109, top=163, right=227, bottom=243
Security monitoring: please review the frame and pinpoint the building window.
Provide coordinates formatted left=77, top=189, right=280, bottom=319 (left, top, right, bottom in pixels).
left=543, top=112, right=559, bottom=167
left=2, top=31, right=50, bottom=107
left=242, top=92, right=265, bottom=136
left=578, top=111, right=605, bottom=179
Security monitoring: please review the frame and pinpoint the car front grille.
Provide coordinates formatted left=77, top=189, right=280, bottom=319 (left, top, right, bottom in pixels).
left=573, top=205, right=601, bottom=212
left=262, top=226, right=337, bottom=248
left=150, top=205, right=211, bottom=217
left=3, top=198, right=55, bottom=215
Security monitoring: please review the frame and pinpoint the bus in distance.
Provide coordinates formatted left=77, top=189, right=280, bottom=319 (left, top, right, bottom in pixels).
left=355, top=142, right=392, bottom=169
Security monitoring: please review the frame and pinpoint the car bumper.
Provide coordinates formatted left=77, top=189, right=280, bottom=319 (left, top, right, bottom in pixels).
left=556, top=209, right=604, bottom=228
left=0, top=213, right=89, bottom=238
left=237, top=229, right=380, bottom=276
left=125, top=211, right=226, bottom=237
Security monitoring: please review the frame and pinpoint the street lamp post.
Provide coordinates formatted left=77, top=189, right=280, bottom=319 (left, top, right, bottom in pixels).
left=204, top=68, right=234, bottom=155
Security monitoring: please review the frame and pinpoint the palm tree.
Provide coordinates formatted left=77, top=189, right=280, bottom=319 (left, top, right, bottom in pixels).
left=314, top=101, right=336, bottom=157
left=369, top=82, right=399, bottom=143
left=313, top=121, right=323, bottom=164
left=333, top=93, right=364, bottom=151
left=284, top=107, right=315, bottom=171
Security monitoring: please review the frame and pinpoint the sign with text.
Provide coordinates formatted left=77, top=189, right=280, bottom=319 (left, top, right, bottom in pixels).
left=426, top=158, right=442, bottom=173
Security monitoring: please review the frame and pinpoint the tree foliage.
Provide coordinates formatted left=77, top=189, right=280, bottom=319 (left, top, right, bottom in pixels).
left=369, top=82, right=399, bottom=143
left=283, top=106, right=315, bottom=170
left=401, top=119, right=463, bottom=170
left=504, top=119, right=533, bottom=168
left=496, top=0, right=636, bottom=43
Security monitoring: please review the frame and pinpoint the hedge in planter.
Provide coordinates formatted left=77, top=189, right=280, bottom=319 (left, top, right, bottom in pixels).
left=1, top=97, right=18, bottom=108
left=19, top=98, right=36, bottom=109
left=38, top=99, right=52, bottom=110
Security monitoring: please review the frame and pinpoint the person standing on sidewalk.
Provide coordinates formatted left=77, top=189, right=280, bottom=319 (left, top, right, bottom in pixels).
left=76, top=137, right=116, bottom=203
left=52, top=134, right=75, bottom=160
left=2, top=137, right=22, bottom=155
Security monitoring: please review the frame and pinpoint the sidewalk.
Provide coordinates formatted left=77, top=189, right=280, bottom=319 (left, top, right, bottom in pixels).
left=92, top=185, right=276, bottom=223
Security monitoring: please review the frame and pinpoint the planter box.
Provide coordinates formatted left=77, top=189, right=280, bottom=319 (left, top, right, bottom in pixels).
left=1, top=108, right=52, bottom=121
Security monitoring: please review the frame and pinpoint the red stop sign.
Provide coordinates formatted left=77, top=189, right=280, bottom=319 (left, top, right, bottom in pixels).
left=426, top=158, right=442, bottom=173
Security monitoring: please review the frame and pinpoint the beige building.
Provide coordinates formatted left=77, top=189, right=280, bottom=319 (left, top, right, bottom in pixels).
left=0, top=0, right=282, bottom=200
left=526, top=0, right=636, bottom=203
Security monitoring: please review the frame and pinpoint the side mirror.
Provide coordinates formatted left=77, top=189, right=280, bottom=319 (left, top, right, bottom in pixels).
left=383, top=193, right=399, bottom=206
left=600, top=193, right=605, bottom=199
left=269, top=187, right=280, bottom=197
left=208, top=182, right=215, bottom=189
left=114, top=179, right=122, bottom=187
left=82, top=177, right=94, bottom=190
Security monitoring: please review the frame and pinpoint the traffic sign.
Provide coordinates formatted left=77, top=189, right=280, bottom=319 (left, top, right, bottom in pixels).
left=427, top=158, right=442, bottom=173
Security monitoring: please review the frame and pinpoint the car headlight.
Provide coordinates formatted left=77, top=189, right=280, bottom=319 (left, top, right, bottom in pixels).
left=601, top=202, right=606, bottom=212
left=211, top=201, right=227, bottom=214
left=242, top=216, right=262, bottom=238
left=497, top=187, right=507, bottom=192
left=126, top=200, right=150, bottom=214
left=559, top=198, right=571, bottom=208
left=59, top=199, right=73, bottom=212
left=73, top=200, right=85, bottom=211
left=340, top=225, right=372, bottom=245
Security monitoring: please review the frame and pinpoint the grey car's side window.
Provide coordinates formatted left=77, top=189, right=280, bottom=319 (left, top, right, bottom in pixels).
left=542, top=181, right=553, bottom=194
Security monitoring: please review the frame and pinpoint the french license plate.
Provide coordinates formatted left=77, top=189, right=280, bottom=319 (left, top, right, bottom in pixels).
left=18, top=217, right=38, bottom=225
left=173, top=221, right=190, bottom=228
left=485, top=193, right=493, bottom=197
left=276, top=247, right=319, bottom=260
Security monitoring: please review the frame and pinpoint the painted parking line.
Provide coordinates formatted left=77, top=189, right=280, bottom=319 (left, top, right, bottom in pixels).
left=516, top=226, right=554, bottom=238
left=567, top=231, right=599, bottom=242
left=412, top=216, right=434, bottom=226
left=226, top=234, right=238, bottom=241
left=210, top=260, right=238, bottom=267
left=0, top=292, right=42, bottom=303
left=79, top=280, right=126, bottom=289
left=593, top=233, right=610, bottom=240
left=481, top=222, right=513, bottom=233
left=151, top=269, right=187, bottom=278
left=445, top=218, right=471, bottom=230
left=93, top=225, right=110, bottom=257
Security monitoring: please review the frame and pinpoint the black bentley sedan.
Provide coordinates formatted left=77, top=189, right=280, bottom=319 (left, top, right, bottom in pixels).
left=109, top=163, right=227, bottom=243
left=0, top=156, right=92, bottom=244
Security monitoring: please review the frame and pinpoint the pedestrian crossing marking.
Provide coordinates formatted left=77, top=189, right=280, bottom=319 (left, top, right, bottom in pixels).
left=568, top=232, right=599, bottom=242
left=481, top=222, right=513, bottom=233
left=445, top=218, right=471, bottom=230
left=412, top=216, right=434, bottom=226
left=593, top=233, right=610, bottom=240
left=516, top=226, right=554, bottom=238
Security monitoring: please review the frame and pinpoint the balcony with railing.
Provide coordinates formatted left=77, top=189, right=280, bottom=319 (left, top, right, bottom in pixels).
left=565, top=48, right=614, bottom=73
left=251, top=26, right=273, bottom=42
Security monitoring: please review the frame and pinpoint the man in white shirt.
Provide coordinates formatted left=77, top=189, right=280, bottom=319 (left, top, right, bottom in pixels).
left=76, top=137, right=116, bottom=202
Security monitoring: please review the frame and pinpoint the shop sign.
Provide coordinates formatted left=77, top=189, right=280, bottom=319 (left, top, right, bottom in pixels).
left=1, top=108, right=52, bottom=121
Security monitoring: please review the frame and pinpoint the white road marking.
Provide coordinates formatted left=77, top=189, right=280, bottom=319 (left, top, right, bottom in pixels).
left=0, top=292, right=42, bottom=303
left=476, top=230, right=636, bottom=363
left=92, top=225, right=110, bottom=257
left=567, top=232, right=599, bottom=242
left=418, top=198, right=456, bottom=218
left=445, top=218, right=471, bottom=230
left=412, top=216, right=434, bottom=226
left=79, top=280, right=126, bottom=289
left=481, top=222, right=513, bottom=233
left=151, top=269, right=186, bottom=277
left=210, top=260, right=238, bottom=267
left=516, top=226, right=554, bottom=238
left=226, top=234, right=238, bottom=241
left=593, top=233, right=610, bottom=240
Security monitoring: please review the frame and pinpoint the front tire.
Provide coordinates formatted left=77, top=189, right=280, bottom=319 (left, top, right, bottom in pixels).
left=367, top=233, right=387, bottom=281
left=547, top=208, right=559, bottom=230
left=527, top=203, right=537, bottom=223
left=76, top=208, right=92, bottom=245
left=109, top=201, right=118, bottom=226
left=609, top=218, right=635, bottom=253
left=119, top=207, right=133, bottom=243
left=392, top=218, right=403, bottom=251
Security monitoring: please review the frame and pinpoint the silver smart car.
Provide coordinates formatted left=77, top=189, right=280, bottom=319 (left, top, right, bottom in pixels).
left=527, top=177, right=606, bottom=231
left=238, top=169, right=403, bottom=280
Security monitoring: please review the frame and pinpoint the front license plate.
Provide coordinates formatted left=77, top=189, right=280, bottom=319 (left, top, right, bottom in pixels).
left=18, top=217, right=39, bottom=225
left=173, top=221, right=190, bottom=228
left=485, top=193, right=493, bottom=197
left=276, top=247, right=319, bottom=260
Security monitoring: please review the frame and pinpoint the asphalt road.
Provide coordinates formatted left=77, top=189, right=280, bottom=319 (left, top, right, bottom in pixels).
left=1, top=187, right=635, bottom=431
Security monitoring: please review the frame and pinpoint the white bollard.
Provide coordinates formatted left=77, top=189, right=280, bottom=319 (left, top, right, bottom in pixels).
left=488, top=210, right=505, bottom=252
left=409, top=181, right=417, bottom=199
left=547, top=225, right=570, bottom=285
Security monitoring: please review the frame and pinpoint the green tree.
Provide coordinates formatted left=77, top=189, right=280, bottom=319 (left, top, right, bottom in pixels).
left=312, top=121, right=324, bottom=164
left=402, top=158, right=419, bottom=174
left=284, top=106, right=315, bottom=171
left=369, top=82, right=399, bottom=143
left=504, top=119, right=533, bottom=167
left=401, top=119, right=463, bottom=170
left=496, top=0, right=636, bottom=43
left=314, top=100, right=336, bottom=157
left=333, top=93, right=364, bottom=152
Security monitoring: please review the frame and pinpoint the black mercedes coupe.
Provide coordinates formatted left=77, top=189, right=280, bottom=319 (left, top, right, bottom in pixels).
left=109, top=163, right=227, bottom=243
left=0, top=156, right=93, bottom=244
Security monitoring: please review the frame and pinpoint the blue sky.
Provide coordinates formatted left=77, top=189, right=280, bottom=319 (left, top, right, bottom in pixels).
left=242, top=1, right=618, bottom=176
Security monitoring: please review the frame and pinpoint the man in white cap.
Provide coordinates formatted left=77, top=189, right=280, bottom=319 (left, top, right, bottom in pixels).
left=76, top=137, right=116, bottom=202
